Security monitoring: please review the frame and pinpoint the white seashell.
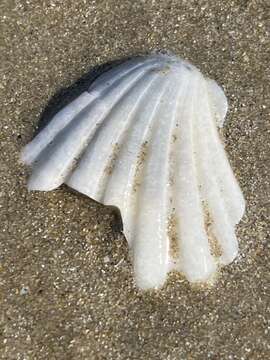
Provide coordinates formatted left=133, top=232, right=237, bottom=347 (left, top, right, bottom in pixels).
left=21, top=53, right=245, bottom=290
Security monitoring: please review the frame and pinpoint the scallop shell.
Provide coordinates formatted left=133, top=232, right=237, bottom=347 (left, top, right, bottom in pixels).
left=21, top=53, right=245, bottom=289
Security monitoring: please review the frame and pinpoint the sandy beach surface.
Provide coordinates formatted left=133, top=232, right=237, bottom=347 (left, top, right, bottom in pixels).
left=1, top=1, right=269, bottom=359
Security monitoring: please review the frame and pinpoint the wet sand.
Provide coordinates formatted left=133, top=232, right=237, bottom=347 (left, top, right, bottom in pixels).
left=1, top=1, right=269, bottom=359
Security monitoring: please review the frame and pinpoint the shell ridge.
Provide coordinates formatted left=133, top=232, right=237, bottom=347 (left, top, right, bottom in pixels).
left=21, top=92, right=95, bottom=165
left=166, top=71, right=191, bottom=269
left=206, top=78, right=228, bottom=128
left=174, top=73, right=216, bottom=282
left=193, top=79, right=240, bottom=263
left=130, top=71, right=187, bottom=289
left=204, top=80, right=245, bottom=225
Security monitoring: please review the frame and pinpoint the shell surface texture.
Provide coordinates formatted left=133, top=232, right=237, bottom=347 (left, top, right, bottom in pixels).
left=22, top=53, right=245, bottom=290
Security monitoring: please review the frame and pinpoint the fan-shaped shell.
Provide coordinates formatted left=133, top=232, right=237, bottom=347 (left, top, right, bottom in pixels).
left=21, top=53, right=245, bottom=289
